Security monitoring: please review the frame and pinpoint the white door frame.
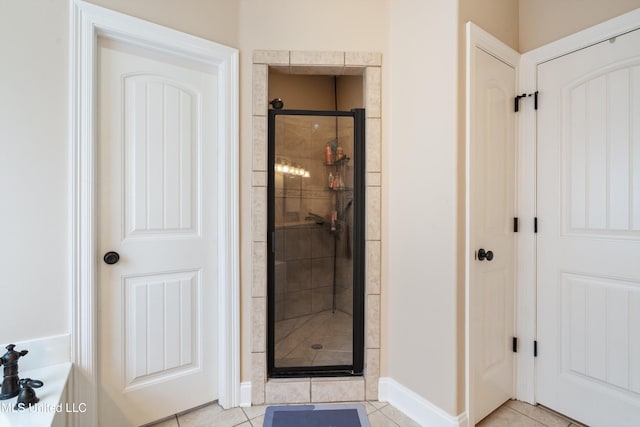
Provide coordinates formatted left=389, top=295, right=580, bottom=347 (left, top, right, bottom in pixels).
left=70, top=1, right=239, bottom=426
left=465, top=22, right=520, bottom=426
left=516, top=8, right=640, bottom=405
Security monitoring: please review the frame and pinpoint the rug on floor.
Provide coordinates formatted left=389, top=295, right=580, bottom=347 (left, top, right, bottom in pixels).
left=263, top=403, right=371, bottom=427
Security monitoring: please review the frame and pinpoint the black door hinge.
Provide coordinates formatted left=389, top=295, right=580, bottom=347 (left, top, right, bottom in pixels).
left=534, top=340, right=538, bottom=357
left=512, top=337, right=518, bottom=353
left=514, top=94, right=526, bottom=112
left=534, top=217, right=538, bottom=233
left=514, top=91, right=539, bottom=112
left=514, top=217, right=519, bottom=233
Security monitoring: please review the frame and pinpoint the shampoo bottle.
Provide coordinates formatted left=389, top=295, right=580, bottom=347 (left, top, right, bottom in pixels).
left=325, top=142, right=333, bottom=164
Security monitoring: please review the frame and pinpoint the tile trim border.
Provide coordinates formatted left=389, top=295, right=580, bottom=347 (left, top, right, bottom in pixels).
left=251, top=50, right=382, bottom=405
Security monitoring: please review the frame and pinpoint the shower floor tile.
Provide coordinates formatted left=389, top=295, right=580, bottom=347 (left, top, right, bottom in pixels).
left=275, top=309, right=353, bottom=367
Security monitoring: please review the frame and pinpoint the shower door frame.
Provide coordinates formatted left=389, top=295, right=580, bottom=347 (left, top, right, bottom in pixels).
left=267, top=108, right=366, bottom=378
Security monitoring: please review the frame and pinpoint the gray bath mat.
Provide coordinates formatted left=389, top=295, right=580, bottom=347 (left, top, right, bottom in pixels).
left=264, top=403, right=371, bottom=427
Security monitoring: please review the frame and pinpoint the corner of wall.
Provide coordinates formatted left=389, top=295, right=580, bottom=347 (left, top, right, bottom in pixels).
left=379, top=377, right=468, bottom=427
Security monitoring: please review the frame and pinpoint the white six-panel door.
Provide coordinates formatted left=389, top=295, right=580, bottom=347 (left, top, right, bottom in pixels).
left=97, top=37, right=218, bottom=426
left=469, top=47, right=517, bottom=424
left=537, top=28, right=640, bottom=427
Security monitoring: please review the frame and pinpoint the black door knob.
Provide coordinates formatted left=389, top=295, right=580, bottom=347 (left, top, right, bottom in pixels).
left=103, top=251, right=120, bottom=265
left=477, top=248, right=494, bottom=261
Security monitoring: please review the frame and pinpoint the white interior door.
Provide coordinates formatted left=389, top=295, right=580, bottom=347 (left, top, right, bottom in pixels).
left=469, top=47, right=517, bottom=424
left=537, top=28, right=640, bottom=427
left=97, top=37, right=218, bottom=426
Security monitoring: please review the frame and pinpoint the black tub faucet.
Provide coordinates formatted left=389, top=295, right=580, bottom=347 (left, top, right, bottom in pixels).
left=0, top=344, right=28, bottom=400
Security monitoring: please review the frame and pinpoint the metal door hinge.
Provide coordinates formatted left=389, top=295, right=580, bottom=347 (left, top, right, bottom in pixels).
left=534, top=217, right=538, bottom=233
left=514, top=91, right=538, bottom=112
left=534, top=340, right=538, bottom=357
left=512, top=337, right=518, bottom=353
left=514, top=217, right=519, bottom=233
left=514, top=94, right=526, bottom=112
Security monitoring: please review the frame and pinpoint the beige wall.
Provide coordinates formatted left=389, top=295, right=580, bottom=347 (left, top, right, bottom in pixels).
left=0, top=0, right=70, bottom=343
left=5, top=0, right=636, bottom=418
left=238, top=0, right=390, bottom=387
left=267, top=72, right=364, bottom=111
left=337, top=76, right=365, bottom=111
left=519, top=0, right=640, bottom=52
left=1, top=0, right=463, bottom=416
left=0, top=0, right=238, bottom=344
left=460, top=0, right=519, bottom=51
left=268, top=73, right=336, bottom=110
left=386, top=0, right=460, bottom=415
left=87, top=0, right=239, bottom=47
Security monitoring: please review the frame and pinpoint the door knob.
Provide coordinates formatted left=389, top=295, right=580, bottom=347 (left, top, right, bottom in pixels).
left=103, top=251, right=120, bottom=265
left=477, top=248, right=494, bottom=261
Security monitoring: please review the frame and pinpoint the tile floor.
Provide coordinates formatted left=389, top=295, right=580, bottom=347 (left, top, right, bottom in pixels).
left=148, top=400, right=418, bottom=427
left=478, top=400, right=587, bottom=427
left=148, top=398, right=587, bottom=427
left=274, top=310, right=353, bottom=367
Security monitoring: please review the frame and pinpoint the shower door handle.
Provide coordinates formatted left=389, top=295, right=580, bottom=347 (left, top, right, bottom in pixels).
left=477, top=248, right=494, bottom=261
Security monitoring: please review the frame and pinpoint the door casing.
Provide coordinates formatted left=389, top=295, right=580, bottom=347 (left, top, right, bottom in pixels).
left=70, top=1, right=239, bottom=426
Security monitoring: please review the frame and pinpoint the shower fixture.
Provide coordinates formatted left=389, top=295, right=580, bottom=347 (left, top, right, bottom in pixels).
left=269, top=98, right=284, bottom=109
left=268, top=108, right=365, bottom=378
left=305, top=212, right=325, bottom=225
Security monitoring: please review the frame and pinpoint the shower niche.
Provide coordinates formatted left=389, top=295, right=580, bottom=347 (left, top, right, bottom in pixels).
left=268, top=108, right=365, bottom=377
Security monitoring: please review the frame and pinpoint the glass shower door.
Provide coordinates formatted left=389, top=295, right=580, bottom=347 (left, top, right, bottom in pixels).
left=267, top=109, right=365, bottom=377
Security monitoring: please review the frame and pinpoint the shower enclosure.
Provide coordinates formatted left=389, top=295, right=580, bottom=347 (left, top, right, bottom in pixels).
left=268, top=108, right=365, bottom=377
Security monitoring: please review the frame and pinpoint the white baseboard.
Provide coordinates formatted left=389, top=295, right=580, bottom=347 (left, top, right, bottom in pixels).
left=378, top=377, right=468, bottom=427
left=2, top=333, right=71, bottom=372
left=239, top=381, right=252, bottom=407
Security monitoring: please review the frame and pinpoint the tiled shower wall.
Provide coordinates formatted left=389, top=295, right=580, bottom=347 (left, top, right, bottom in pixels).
left=275, top=223, right=353, bottom=321
left=274, top=113, right=355, bottom=321
left=251, top=50, right=382, bottom=404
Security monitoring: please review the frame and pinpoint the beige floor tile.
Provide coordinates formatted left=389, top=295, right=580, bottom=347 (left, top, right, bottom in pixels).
left=362, top=401, right=379, bottom=414
left=477, top=406, right=546, bottom=427
left=150, top=399, right=586, bottom=427
left=380, top=405, right=421, bottom=427
left=368, top=410, right=400, bottom=427
left=369, top=400, right=389, bottom=410
left=541, top=406, right=587, bottom=427
left=287, top=340, right=319, bottom=359
left=146, top=415, right=179, bottom=427
left=274, top=315, right=312, bottom=343
left=250, top=414, right=265, bottom=427
left=505, top=400, right=571, bottom=427
left=323, top=333, right=353, bottom=351
left=178, top=403, right=248, bottom=427
left=341, top=401, right=378, bottom=414
left=312, top=350, right=352, bottom=365
left=242, top=404, right=267, bottom=420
